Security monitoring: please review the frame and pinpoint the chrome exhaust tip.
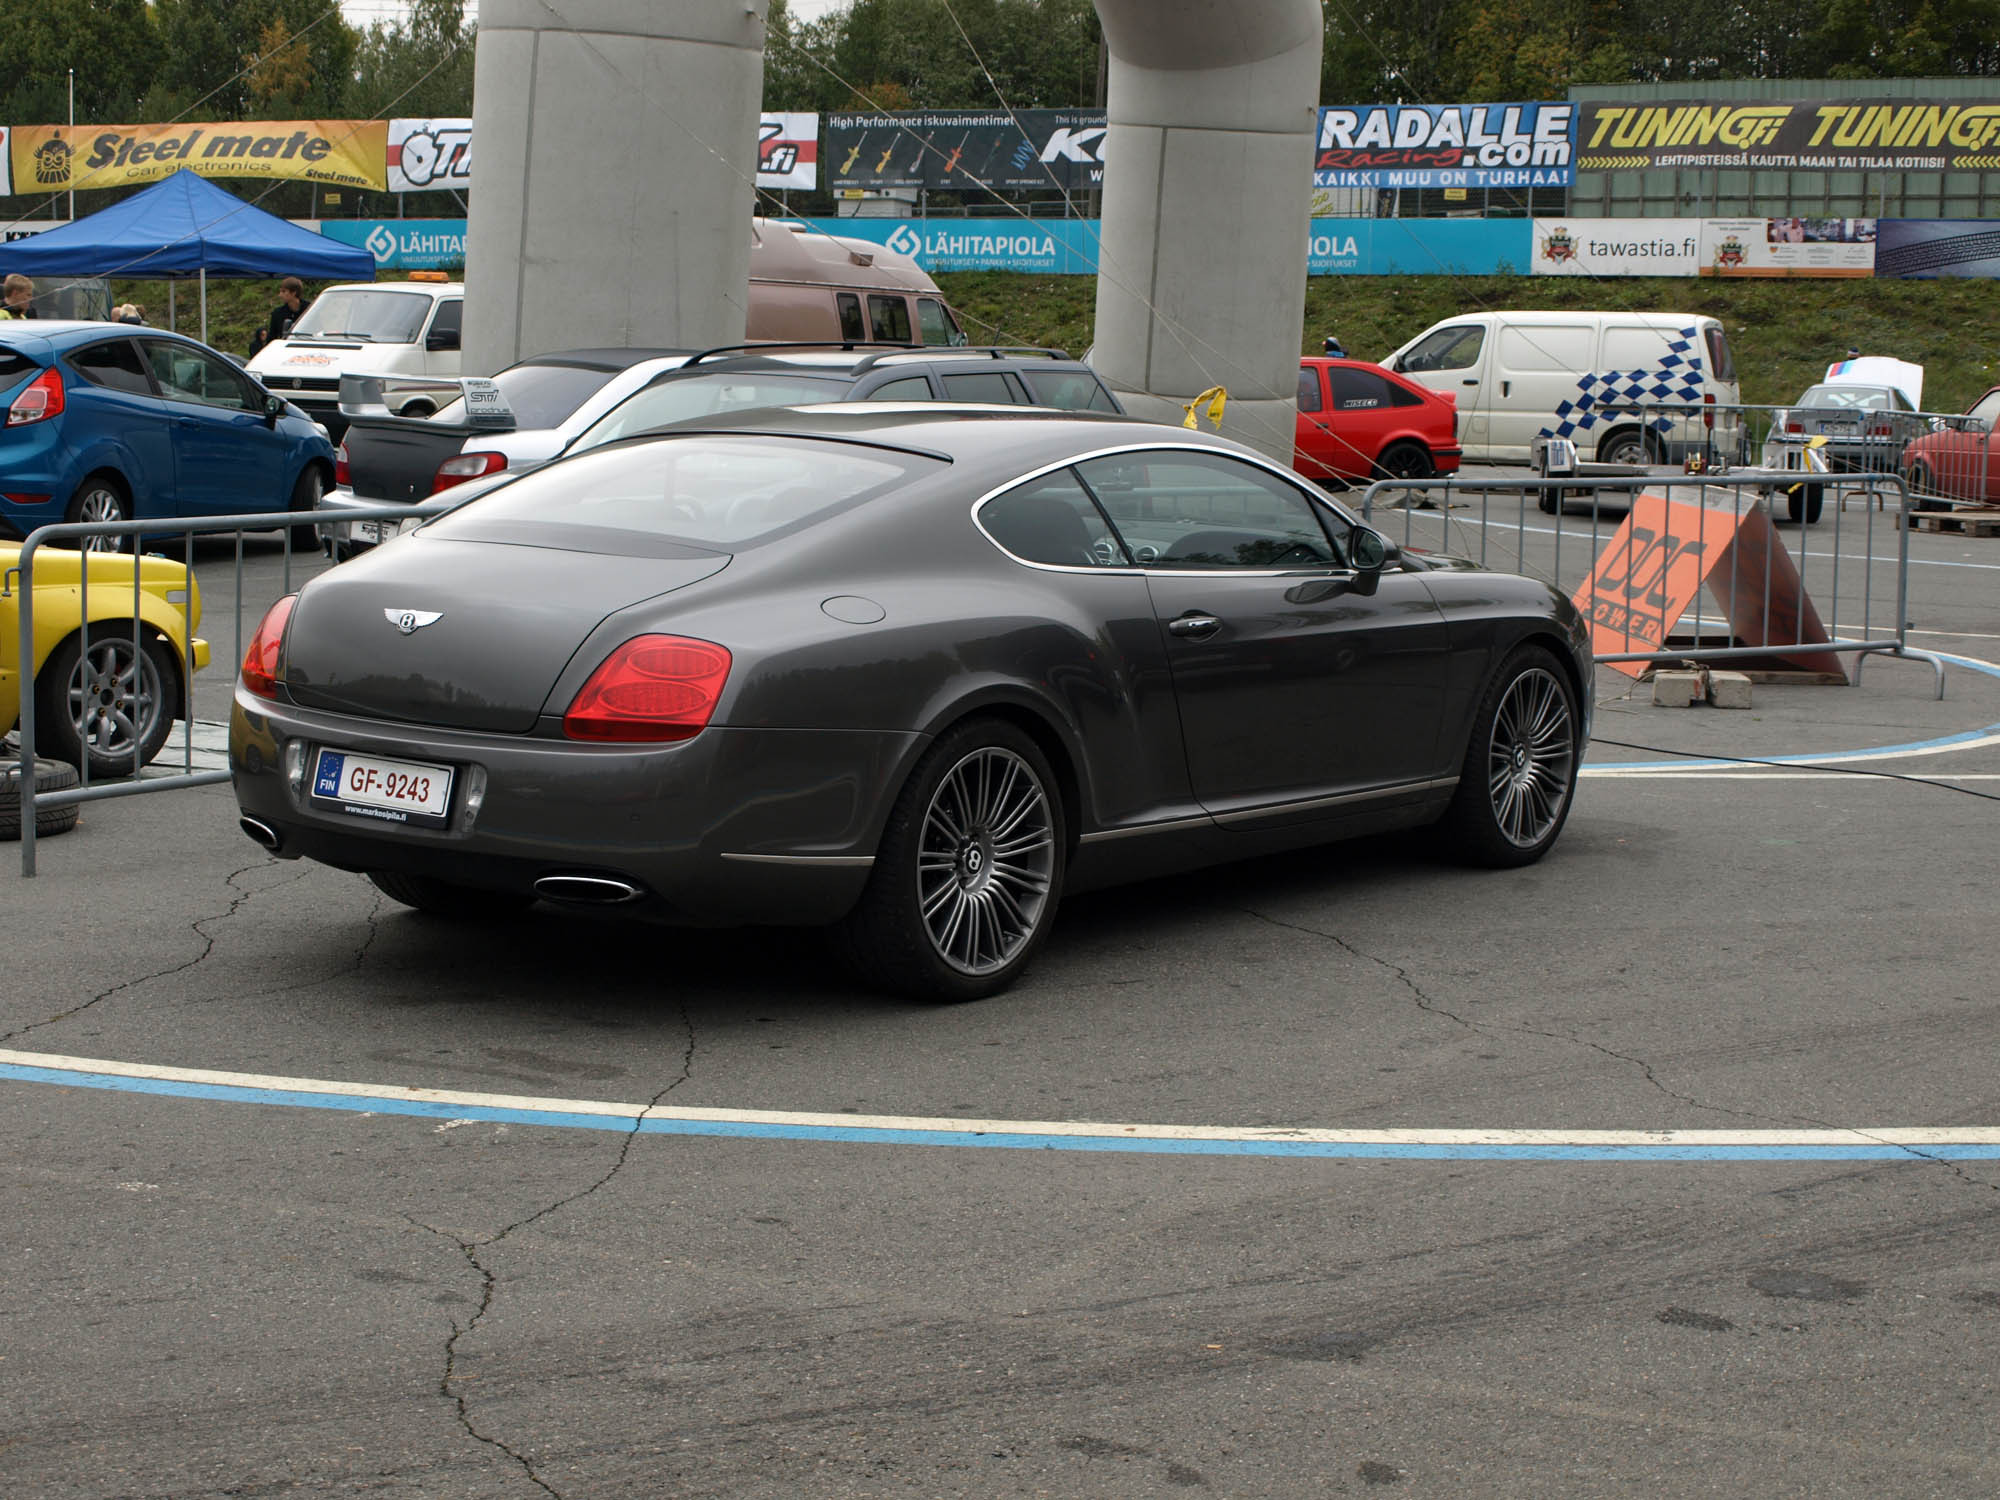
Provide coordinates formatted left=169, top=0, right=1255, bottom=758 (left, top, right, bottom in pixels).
left=239, top=815, right=283, bottom=852
left=533, top=873, right=645, bottom=906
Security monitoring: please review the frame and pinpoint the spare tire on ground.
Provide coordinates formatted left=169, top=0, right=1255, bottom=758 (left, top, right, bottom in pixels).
left=0, top=758, right=82, bottom=841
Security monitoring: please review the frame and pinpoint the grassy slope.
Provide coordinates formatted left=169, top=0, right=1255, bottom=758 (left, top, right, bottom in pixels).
left=119, top=270, right=2000, bottom=416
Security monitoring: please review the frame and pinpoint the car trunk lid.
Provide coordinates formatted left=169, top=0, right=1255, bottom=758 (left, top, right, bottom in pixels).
left=282, top=536, right=729, bottom=732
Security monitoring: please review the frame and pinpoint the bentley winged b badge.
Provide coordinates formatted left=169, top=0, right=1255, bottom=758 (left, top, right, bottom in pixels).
left=385, top=608, right=444, bottom=635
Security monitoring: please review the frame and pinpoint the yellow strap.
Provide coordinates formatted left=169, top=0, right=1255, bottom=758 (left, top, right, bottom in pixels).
left=1181, top=386, right=1228, bottom=429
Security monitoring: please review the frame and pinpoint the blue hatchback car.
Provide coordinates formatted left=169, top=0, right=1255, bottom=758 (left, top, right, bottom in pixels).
left=0, top=321, right=335, bottom=552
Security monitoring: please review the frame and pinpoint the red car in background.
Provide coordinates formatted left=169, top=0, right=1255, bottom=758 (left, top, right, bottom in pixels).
left=1294, top=356, right=1461, bottom=487
left=1903, top=385, right=2000, bottom=505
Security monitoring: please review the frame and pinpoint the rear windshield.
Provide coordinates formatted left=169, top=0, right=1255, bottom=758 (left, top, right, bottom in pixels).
left=427, top=434, right=942, bottom=551
left=1793, top=384, right=1891, bottom=410
left=569, top=372, right=853, bottom=453
left=431, top=362, right=621, bottom=429
left=290, top=290, right=433, bottom=344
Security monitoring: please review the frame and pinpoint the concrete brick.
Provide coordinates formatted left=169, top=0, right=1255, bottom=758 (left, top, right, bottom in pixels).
left=1652, top=670, right=1706, bottom=707
left=1707, top=671, right=1753, bottom=709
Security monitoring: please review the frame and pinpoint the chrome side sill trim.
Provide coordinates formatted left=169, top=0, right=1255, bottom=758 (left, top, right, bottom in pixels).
left=720, top=853, right=877, bottom=868
left=1078, top=813, right=1216, bottom=846
left=1210, top=776, right=1459, bottom=827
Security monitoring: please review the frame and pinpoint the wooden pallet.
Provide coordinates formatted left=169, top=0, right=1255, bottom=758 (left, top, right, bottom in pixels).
left=1902, top=509, right=2000, bottom=537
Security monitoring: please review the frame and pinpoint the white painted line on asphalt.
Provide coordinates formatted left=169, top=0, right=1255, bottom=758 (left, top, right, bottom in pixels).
left=3, top=1050, right=1997, bottom=1161
left=1402, top=512, right=2000, bottom=571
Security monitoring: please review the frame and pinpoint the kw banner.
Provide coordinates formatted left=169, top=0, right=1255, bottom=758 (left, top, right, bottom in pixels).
left=1530, top=218, right=1701, bottom=276
left=383, top=113, right=818, bottom=193
left=1875, top=219, right=2000, bottom=278
left=827, top=111, right=1105, bottom=193
left=13, top=121, right=388, bottom=192
left=1700, top=218, right=1875, bottom=277
left=1577, top=99, right=2000, bottom=172
left=1313, top=104, right=1575, bottom=189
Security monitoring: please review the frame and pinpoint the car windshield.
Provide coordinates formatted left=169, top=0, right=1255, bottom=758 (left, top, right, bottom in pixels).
left=568, top=372, right=853, bottom=453
left=1793, top=384, right=1892, bottom=411
left=290, top=290, right=433, bottom=343
left=426, top=434, right=943, bottom=550
left=430, top=362, right=622, bottom=429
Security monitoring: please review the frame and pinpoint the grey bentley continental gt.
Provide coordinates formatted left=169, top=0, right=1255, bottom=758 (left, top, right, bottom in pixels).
left=231, top=405, right=1592, bottom=1000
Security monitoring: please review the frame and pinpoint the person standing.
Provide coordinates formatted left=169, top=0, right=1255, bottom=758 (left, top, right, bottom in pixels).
left=0, top=274, right=37, bottom=319
left=253, top=276, right=308, bottom=351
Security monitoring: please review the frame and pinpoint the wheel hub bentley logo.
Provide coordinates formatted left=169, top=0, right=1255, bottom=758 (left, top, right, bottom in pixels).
left=385, top=608, right=443, bottom=634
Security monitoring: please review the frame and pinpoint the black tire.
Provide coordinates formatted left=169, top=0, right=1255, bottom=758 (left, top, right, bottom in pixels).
left=1786, top=484, right=1824, bottom=525
left=1436, top=645, right=1581, bottom=868
left=1597, top=428, right=1652, bottom=468
left=1905, top=462, right=1936, bottom=505
left=1376, top=441, right=1436, bottom=481
left=63, top=474, right=132, bottom=554
left=0, top=759, right=81, bottom=841
left=836, top=718, right=1066, bottom=1002
left=287, top=465, right=324, bottom=551
left=34, top=629, right=178, bottom=778
left=1537, top=491, right=1560, bottom=515
left=368, top=870, right=535, bottom=917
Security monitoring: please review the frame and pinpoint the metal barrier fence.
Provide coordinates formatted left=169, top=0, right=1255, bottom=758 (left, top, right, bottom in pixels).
left=1357, top=468, right=1946, bottom=696
left=10, top=504, right=444, bottom=876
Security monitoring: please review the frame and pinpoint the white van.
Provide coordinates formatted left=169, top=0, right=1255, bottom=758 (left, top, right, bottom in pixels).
left=1382, top=311, right=1741, bottom=466
left=248, top=276, right=463, bottom=439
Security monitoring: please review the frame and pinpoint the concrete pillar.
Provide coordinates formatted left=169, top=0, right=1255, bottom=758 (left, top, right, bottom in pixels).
left=1088, top=0, right=1322, bottom=461
left=462, top=0, right=769, bottom=375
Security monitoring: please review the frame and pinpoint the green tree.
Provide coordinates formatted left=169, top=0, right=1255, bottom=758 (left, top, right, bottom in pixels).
left=345, top=0, right=477, bottom=120
left=0, top=0, right=157, bottom=126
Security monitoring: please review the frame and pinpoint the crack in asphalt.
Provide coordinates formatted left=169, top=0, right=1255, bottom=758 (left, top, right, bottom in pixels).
left=1240, top=905, right=2000, bottom=1193
left=412, top=1005, right=698, bottom=1497
left=0, top=857, right=299, bottom=1047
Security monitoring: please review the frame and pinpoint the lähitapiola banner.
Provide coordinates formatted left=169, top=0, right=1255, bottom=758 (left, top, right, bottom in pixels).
left=1313, top=104, right=1575, bottom=189
left=826, top=111, right=1106, bottom=193
left=1576, top=99, right=2000, bottom=172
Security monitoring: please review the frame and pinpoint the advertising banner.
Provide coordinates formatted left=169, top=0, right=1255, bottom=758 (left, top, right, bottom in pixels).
left=318, top=219, right=466, bottom=272
left=1529, top=218, right=1702, bottom=276
left=1875, top=219, right=2000, bottom=278
left=1308, top=218, right=1531, bottom=275
left=0, top=128, right=10, bottom=196
left=386, top=119, right=472, bottom=194
left=1577, top=99, right=2000, bottom=172
left=826, top=111, right=1105, bottom=193
left=1313, top=104, right=1574, bottom=189
left=811, top=217, right=1101, bottom=273
left=758, top=112, right=819, bottom=190
left=12, top=121, right=388, bottom=192
left=1700, top=218, right=1875, bottom=277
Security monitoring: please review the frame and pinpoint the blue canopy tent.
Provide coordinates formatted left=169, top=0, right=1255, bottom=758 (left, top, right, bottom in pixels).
left=0, top=169, right=375, bottom=343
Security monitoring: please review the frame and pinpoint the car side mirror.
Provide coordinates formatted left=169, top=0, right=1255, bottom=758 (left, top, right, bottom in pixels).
left=426, top=327, right=461, bottom=352
left=1349, top=525, right=1398, bottom=573
left=263, top=393, right=283, bottom=426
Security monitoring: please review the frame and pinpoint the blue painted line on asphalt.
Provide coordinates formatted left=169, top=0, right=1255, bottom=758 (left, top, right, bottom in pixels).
left=1588, top=652, right=2000, bottom=772
left=7, top=1064, right=1994, bottom=1161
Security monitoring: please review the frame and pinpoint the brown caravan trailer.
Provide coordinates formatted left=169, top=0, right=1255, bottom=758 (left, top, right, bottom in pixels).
left=746, top=218, right=967, bottom=347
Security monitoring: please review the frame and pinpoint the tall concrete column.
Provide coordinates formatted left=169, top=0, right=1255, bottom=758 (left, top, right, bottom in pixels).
left=1088, top=0, right=1322, bottom=461
left=462, top=0, right=769, bottom=375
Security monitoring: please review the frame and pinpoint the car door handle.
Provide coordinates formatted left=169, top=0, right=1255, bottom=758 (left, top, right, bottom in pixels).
left=1167, top=613, right=1221, bottom=639
left=177, top=416, right=200, bottom=427
left=1501, top=380, right=1511, bottom=397
left=1461, top=378, right=1480, bottom=386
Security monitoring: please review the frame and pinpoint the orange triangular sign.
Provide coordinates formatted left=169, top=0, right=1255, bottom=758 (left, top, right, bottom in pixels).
left=1571, top=488, right=1846, bottom=681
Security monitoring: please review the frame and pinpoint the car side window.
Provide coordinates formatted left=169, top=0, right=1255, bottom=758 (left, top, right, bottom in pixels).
left=143, top=339, right=256, bottom=411
left=868, top=294, right=912, bottom=344
left=868, top=375, right=936, bottom=400
left=426, top=299, right=462, bottom=350
left=1399, top=324, right=1484, bottom=373
left=1970, top=391, right=2000, bottom=426
left=1296, top=366, right=1323, bottom=413
left=1325, top=367, right=1394, bottom=411
left=916, top=298, right=955, bottom=347
left=941, top=371, right=1022, bottom=403
left=836, top=293, right=866, bottom=343
left=1074, top=451, right=1342, bottom=569
left=1020, top=368, right=1119, bottom=412
left=69, top=338, right=155, bottom=397
left=978, top=469, right=1127, bottom=568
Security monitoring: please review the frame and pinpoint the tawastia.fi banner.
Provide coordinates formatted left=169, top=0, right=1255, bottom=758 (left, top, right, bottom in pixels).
left=13, top=122, right=388, bottom=193
left=1577, top=99, right=2000, bottom=171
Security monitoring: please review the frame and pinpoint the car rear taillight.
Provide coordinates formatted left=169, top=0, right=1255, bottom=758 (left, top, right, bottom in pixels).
left=241, top=595, right=297, bottom=699
left=333, top=441, right=350, bottom=488
left=6, top=368, right=64, bottom=426
left=563, top=636, right=731, bottom=743
left=432, top=452, right=507, bottom=494
left=1867, top=422, right=1892, bottom=437
left=1785, top=421, right=1803, bottom=434
left=1703, top=391, right=1715, bottom=430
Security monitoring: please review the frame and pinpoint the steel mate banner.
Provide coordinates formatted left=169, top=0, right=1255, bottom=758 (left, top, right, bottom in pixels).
left=1700, top=218, right=1875, bottom=277
left=827, top=111, right=1106, bottom=193
left=1577, top=99, right=2000, bottom=172
left=1313, top=104, right=1574, bottom=189
left=1530, top=218, right=1701, bottom=276
left=1875, top=219, right=2000, bottom=278
left=14, top=121, right=388, bottom=192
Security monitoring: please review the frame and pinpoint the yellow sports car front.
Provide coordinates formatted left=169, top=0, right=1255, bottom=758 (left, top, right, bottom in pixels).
left=1, top=544, right=210, bottom=777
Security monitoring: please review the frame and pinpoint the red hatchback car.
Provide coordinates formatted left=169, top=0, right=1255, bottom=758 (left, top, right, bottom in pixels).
left=1903, top=385, right=2000, bottom=505
left=1294, top=356, right=1461, bottom=487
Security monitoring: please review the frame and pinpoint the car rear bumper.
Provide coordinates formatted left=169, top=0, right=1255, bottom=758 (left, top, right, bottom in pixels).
left=230, top=692, right=919, bottom=925
left=314, top=486, right=419, bottom=558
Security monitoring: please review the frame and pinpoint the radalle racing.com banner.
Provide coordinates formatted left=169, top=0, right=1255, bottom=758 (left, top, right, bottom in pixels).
left=1314, top=104, right=1575, bottom=189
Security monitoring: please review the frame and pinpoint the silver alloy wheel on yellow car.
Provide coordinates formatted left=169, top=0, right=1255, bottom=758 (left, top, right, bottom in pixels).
left=37, top=632, right=175, bottom=777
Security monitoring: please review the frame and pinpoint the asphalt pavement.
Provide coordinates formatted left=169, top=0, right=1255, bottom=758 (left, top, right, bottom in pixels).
left=5, top=497, right=2000, bottom=1498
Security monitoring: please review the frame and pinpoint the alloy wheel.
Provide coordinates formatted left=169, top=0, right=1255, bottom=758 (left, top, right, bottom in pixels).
left=916, top=746, right=1056, bottom=976
left=1486, top=667, right=1575, bottom=848
left=64, top=638, right=162, bottom=767
left=74, top=487, right=129, bottom=553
